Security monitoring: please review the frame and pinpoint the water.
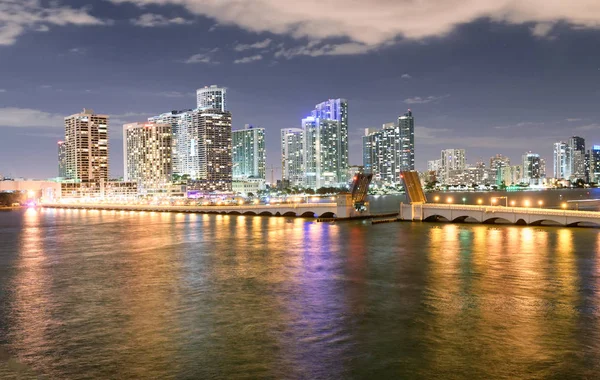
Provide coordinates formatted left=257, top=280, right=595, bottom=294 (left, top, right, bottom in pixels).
left=1, top=207, right=600, bottom=379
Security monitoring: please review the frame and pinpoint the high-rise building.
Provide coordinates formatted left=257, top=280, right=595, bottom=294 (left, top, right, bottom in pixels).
left=232, top=124, right=266, bottom=179
left=397, top=110, right=415, bottom=171
left=281, top=128, right=304, bottom=187
left=489, top=154, right=510, bottom=184
left=197, top=85, right=226, bottom=112
left=301, top=99, right=349, bottom=188
left=58, top=141, right=67, bottom=178
left=123, top=122, right=173, bottom=192
left=553, top=142, right=571, bottom=179
left=568, top=136, right=586, bottom=180
left=522, top=152, right=541, bottom=183
left=148, top=109, right=190, bottom=175
left=440, top=149, right=466, bottom=184
left=361, top=110, right=414, bottom=186
left=63, top=108, right=109, bottom=183
left=362, top=122, right=400, bottom=185
left=589, top=145, right=600, bottom=183
left=178, top=108, right=232, bottom=191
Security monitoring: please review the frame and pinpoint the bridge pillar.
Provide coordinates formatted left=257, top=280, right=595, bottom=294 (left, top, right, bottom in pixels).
left=336, top=194, right=370, bottom=218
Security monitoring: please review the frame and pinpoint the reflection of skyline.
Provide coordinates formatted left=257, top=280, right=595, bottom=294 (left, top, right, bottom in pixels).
left=1, top=210, right=600, bottom=378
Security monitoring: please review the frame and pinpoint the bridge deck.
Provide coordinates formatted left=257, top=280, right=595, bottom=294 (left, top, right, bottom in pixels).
left=400, top=203, right=600, bottom=227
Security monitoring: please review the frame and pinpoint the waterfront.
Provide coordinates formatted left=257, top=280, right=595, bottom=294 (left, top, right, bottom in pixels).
left=1, top=207, right=600, bottom=379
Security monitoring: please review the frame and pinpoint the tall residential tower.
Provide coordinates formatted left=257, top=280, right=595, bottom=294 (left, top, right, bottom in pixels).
left=232, top=124, right=266, bottom=179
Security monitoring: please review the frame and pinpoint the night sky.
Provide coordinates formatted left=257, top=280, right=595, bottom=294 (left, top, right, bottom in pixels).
left=2, top=0, right=600, bottom=179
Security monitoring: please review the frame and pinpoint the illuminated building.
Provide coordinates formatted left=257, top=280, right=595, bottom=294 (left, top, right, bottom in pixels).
left=197, top=85, right=226, bottom=111
left=489, top=154, right=510, bottom=184
left=179, top=108, right=232, bottom=192
left=397, top=110, right=415, bottom=171
left=123, top=122, right=173, bottom=193
left=303, top=99, right=349, bottom=188
left=440, top=149, right=466, bottom=184
left=361, top=110, right=414, bottom=186
left=148, top=109, right=191, bottom=175
left=522, top=152, right=542, bottom=183
left=63, top=108, right=109, bottom=183
left=568, top=136, right=586, bottom=181
left=553, top=142, right=571, bottom=179
left=589, top=145, right=600, bottom=183
left=232, top=124, right=266, bottom=180
left=281, top=128, right=304, bottom=187
left=57, top=141, right=67, bottom=178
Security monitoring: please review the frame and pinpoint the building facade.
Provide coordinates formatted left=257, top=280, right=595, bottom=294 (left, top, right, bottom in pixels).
left=123, top=122, right=173, bottom=193
left=179, top=108, right=233, bottom=192
left=63, top=109, right=109, bottom=183
left=197, top=85, right=226, bottom=112
left=148, top=109, right=190, bottom=175
left=440, top=149, right=466, bottom=184
left=281, top=128, right=304, bottom=187
left=397, top=110, right=415, bottom=171
left=232, top=124, right=266, bottom=180
left=58, top=141, right=67, bottom=178
left=553, top=142, right=571, bottom=179
left=568, top=136, right=586, bottom=181
left=522, top=152, right=542, bottom=183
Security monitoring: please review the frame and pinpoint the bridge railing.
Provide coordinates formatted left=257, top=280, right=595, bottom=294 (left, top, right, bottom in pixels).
left=423, top=204, right=600, bottom=218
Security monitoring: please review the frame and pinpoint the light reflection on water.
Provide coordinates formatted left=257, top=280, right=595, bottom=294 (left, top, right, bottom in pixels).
left=0, top=208, right=599, bottom=378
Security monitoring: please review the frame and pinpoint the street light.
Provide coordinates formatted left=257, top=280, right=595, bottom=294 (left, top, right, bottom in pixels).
left=538, top=200, right=543, bottom=208
left=492, top=196, right=508, bottom=207
left=462, top=197, right=467, bottom=204
left=477, top=199, right=483, bottom=205
left=510, top=200, right=516, bottom=206
left=434, top=195, right=440, bottom=202
left=524, top=200, right=531, bottom=207
left=561, top=202, right=568, bottom=209
left=447, top=197, right=453, bottom=204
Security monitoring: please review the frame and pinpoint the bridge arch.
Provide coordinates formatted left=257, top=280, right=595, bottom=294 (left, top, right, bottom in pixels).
left=282, top=211, right=296, bottom=217
left=300, top=211, right=316, bottom=218
left=529, top=219, right=563, bottom=227
left=483, top=217, right=513, bottom=224
left=515, top=218, right=527, bottom=225
left=318, top=212, right=336, bottom=218
left=424, top=215, right=450, bottom=223
left=243, top=211, right=257, bottom=216
left=259, top=211, right=273, bottom=216
left=228, top=211, right=241, bottom=215
left=567, top=221, right=600, bottom=227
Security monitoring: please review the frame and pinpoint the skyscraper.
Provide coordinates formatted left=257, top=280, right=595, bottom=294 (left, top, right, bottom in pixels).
left=232, top=124, right=266, bottom=179
left=179, top=108, right=232, bottom=191
left=301, top=99, right=349, bottom=188
left=553, top=142, right=571, bottom=179
left=58, top=141, right=67, bottom=178
left=522, top=152, right=541, bottom=183
left=123, top=122, right=172, bottom=192
left=281, top=128, right=304, bottom=187
left=397, top=110, right=415, bottom=171
left=568, top=136, right=586, bottom=180
left=589, top=145, right=600, bottom=183
left=440, top=149, right=466, bottom=184
left=489, top=154, right=511, bottom=184
left=148, top=109, right=191, bottom=175
left=197, top=85, right=226, bottom=111
left=362, top=123, right=400, bottom=185
left=63, top=109, right=109, bottom=183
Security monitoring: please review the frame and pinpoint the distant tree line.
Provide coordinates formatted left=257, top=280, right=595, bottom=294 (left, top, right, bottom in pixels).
left=0, top=192, right=24, bottom=206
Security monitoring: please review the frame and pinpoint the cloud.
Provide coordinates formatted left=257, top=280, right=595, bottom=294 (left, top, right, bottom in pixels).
left=131, top=13, right=192, bottom=27
left=0, top=89, right=6, bottom=93
left=183, top=48, right=219, bottom=64
left=156, top=91, right=187, bottom=98
left=415, top=126, right=451, bottom=139
left=493, top=121, right=544, bottom=130
left=0, top=107, right=64, bottom=128
left=234, top=54, right=263, bottom=64
left=274, top=41, right=376, bottom=58
left=109, top=0, right=600, bottom=49
left=0, top=0, right=106, bottom=46
left=530, top=22, right=555, bottom=38
left=575, top=123, right=600, bottom=131
left=401, top=74, right=412, bottom=79
left=404, top=95, right=450, bottom=104
left=234, top=38, right=272, bottom=51
left=566, top=118, right=583, bottom=122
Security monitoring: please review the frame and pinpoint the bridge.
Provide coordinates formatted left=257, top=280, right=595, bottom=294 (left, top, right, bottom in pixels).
left=41, top=202, right=341, bottom=218
left=399, top=203, right=600, bottom=227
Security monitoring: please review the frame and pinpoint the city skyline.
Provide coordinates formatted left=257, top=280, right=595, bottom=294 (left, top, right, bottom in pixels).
left=4, top=1, right=600, bottom=178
